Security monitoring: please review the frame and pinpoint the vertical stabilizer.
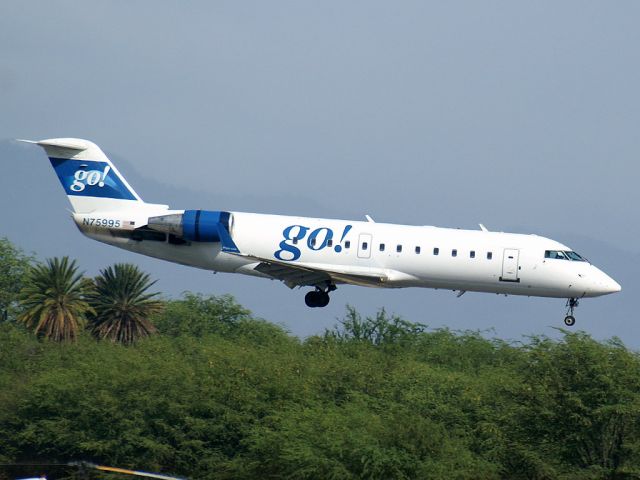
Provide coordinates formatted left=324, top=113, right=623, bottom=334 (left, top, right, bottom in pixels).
left=20, top=138, right=152, bottom=213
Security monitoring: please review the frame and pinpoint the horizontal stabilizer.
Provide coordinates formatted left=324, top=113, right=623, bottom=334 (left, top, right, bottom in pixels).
left=18, top=138, right=88, bottom=151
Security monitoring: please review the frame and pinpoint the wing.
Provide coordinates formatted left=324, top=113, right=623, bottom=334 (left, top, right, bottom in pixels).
left=236, top=254, right=389, bottom=289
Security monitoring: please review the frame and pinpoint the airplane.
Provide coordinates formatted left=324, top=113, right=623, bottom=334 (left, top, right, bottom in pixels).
left=20, top=138, right=621, bottom=326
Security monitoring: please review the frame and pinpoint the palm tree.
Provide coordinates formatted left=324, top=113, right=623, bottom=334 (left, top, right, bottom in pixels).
left=88, top=263, right=163, bottom=345
left=18, top=256, right=94, bottom=342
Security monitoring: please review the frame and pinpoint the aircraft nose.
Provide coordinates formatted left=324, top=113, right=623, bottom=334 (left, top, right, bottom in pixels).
left=604, top=277, right=622, bottom=294
left=590, top=268, right=622, bottom=296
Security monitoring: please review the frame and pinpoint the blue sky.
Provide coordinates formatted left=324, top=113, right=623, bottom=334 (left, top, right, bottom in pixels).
left=1, top=1, right=638, bottom=346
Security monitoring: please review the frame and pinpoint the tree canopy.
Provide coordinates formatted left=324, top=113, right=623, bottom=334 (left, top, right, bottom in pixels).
left=0, top=237, right=639, bottom=479
left=0, top=237, right=34, bottom=322
left=1, top=303, right=639, bottom=479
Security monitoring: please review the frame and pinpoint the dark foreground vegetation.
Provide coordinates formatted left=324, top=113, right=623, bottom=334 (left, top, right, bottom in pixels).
left=1, top=238, right=639, bottom=479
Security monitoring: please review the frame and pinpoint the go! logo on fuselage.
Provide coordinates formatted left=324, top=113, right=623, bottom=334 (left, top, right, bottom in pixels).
left=274, top=224, right=352, bottom=261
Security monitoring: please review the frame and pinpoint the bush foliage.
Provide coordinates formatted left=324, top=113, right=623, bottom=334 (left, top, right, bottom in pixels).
left=0, top=238, right=639, bottom=479
left=1, top=304, right=639, bottom=479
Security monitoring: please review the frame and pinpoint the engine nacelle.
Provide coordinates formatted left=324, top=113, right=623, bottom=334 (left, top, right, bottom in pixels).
left=147, top=210, right=233, bottom=242
left=182, top=210, right=233, bottom=242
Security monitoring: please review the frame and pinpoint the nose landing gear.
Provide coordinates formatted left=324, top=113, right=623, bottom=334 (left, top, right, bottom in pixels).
left=564, top=298, right=579, bottom=326
left=305, top=284, right=336, bottom=308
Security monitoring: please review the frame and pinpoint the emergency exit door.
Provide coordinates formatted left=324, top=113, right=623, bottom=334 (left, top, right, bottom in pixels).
left=500, top=249, right=520, bottom=282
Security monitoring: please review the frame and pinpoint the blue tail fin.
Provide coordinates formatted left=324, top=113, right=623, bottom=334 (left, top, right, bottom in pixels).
left=21, top=138, right=146, bottom=213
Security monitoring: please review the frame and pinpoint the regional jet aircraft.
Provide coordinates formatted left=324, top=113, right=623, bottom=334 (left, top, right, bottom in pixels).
left=21, top=138, right=621, bottom=326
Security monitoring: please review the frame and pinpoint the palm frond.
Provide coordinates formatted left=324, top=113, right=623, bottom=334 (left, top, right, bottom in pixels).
left=88, top=263, right=163, bottom=345
left=18, top=257, right=93, bottom=342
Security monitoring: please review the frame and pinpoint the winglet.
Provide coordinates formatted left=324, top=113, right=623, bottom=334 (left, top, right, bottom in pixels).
left=479, top=224, right=489, bottom=232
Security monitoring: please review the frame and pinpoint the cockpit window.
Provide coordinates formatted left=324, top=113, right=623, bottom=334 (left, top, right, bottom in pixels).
left=565, top=251, right=586, bottom=261
left=545, top=250, right=587, bottom=261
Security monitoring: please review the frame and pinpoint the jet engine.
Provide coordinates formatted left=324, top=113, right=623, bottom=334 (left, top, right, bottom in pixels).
left=147, top=210, right=234, bottom=242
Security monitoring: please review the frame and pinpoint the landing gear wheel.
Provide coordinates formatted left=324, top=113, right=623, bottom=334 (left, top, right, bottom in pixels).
left=305, top=291, right=320, bottom=308
left=563, top=298, right=579, bottom=326
left=304, top=286, right=334, bottom=308
left=318, top=292, right=330, bottom=307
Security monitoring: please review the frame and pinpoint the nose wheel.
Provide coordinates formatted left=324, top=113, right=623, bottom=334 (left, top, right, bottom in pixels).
left=304, top=284, right=336, bottom=308
left=564, top=298, right=579, bottom=326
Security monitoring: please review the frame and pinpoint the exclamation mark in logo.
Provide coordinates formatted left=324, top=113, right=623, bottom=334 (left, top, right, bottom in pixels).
left=98, top=165, right=111, bottom=187
left=333, top=224, right=352, bottom=252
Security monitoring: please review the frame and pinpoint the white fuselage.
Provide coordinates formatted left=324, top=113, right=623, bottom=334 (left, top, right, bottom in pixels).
left=25, top=136, right=621, bottom=322
left=78, top=210, right=621, bottom=299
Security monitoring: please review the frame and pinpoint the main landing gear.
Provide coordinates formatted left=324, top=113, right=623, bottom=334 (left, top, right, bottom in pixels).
left=564, top=298, right=579, bottom=327
left=305, top=284, right=336, bottom=308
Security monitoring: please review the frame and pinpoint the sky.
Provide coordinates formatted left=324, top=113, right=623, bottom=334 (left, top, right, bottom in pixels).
left=1, top=1, right=638, bottom=346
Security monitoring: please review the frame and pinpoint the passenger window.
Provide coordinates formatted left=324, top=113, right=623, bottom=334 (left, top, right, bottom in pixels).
left=470, top=251, right=475, bottom=258
left=345, top=241, right=351, bottom=249
left=293, top=238, right=298, bottom=245
left=415, top=246, right=421, bottom=254
left=452, top=249, right=457, bottom=257
left=327, top=239, right=333, bottom=247
left=362, top=242, right=368, bottom=250
left=379, top=243, right=385, bottom=252
left=397, top=245, right=403, bottom=253
left=487, top=252, right=492, bottom=260
left=310, top=238, right=316, bottom=247
left=433, top=247, right=439, bottom=255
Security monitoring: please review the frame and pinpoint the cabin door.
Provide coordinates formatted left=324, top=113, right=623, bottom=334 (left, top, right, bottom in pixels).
left=357, top=233, right=372, bottom=259
left=500, top=249, right=520, bottom=282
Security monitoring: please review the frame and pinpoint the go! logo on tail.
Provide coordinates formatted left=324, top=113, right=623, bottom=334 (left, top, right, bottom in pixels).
left=70, top=165, right=111, bottom=192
